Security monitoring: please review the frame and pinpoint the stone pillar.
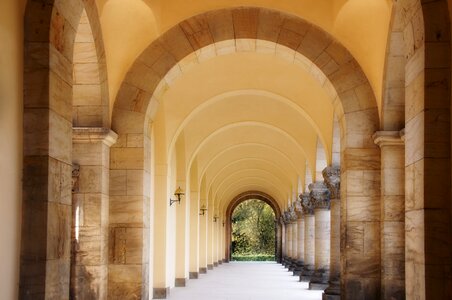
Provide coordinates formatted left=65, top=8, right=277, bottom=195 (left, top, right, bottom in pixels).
left=374, top=131, right=405, bottom=299
left=293, top=200, right=305, bottom=276
left=290, top=209, right=298, bottom=272
left=322, top=166, right=341, bottom=300
left=300, top=193, right=315, bottom=281
left=280, top=216, right=287, bottom=265
left=309, top=182, right=331, bottom=290
left=286, top=213, right=293, bottom=268
left=71, top=128, right=117, bottom=300
left=275, top=219, right=282, bottom=263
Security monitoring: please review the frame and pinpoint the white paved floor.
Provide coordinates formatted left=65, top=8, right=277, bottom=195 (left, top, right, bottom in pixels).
left=167, top=262, right=323, bottom=300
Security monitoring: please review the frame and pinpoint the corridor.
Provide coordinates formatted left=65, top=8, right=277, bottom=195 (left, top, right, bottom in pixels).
left=167, top=262, right=322, bottom=300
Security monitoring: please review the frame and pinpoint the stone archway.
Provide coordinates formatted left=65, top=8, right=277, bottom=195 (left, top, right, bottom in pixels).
left=111, top=6, right=381, bottom=298
left=225, top=191, right=282, bottom=263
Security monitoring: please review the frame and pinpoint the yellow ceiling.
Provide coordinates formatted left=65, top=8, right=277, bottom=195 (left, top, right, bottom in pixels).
left=98, top=0, right=392, bottom=114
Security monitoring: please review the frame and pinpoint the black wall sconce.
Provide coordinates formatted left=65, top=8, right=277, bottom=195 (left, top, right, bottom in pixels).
left=213, top=215, right=219, bottom=222
left=199, top=204, right=207, bottom=215
left=169, top=187, right=184, bottom=206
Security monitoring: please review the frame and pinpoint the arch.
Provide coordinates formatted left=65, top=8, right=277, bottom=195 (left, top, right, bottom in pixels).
left=225, top=191, right=282, bottom=263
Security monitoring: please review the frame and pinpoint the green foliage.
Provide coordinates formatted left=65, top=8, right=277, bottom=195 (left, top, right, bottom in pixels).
left=231, top=199, right=276, bottom=261
left=231, top=254, right=275, bottom=261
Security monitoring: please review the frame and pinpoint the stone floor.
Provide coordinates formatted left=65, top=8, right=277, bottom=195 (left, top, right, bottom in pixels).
left=166, top=262, right=323, bottom=300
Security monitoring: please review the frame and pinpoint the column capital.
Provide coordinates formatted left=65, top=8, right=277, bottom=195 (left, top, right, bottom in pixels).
left=322, top=166, right=340, bottom=199
left=73, top=127, right=118, bottom=146
left=373, top=130, right=404, bottom=148
left=309, top=181, right=330, bottom=210
left=299, top=192, right=314, bottom=215
left=294, top=200, right=304, bottom=219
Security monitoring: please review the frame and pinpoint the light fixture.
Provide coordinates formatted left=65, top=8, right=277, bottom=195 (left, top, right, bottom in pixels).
left=213, top=215, right=219, bottom=222
left=169, top=187, right=184, bottom=206
left=199, top=205, right=207, bottom=215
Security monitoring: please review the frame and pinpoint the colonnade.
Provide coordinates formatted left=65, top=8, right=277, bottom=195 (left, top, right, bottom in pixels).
left=281, top=166, right=340, bottom=300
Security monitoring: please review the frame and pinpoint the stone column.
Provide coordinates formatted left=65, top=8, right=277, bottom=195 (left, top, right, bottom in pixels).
left=374, top=131, right=405, bottom=299
left=285, top=212, right=293, bottom=268
left=275, top=219, right=282, bottom=263
left=290, top=208, right=298, bottom=272
left=309, top=182, right=331, bottom=290
left=322, top=166, right=341, bottom=300
left=71, top=127, right=117, bottom=300
left=293, top=200, right=305, bottom=276
left=300, top=193, right=315, bottom=281
left=280, top=216, right=287, bottom=265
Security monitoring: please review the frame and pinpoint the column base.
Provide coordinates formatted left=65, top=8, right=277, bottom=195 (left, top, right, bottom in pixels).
left=175, top=278, right=187, bottom=287
left=322, top=294, right=340, bottom=300
left=189, top=272, right=199, bottom=279
left=288, top=259, right=297, bottom=271
left=199, top=267, right=207, bottom=274
left=207, top=264, right=213, bottom=270
left=213, top=262, right=218, bottom=267
left=223, top=259, right=229, bottom=263
left=218, top=260, right=223, bottom=265
left=323, top=280, right=341, bottom=297
left=309, top=268, right=329, bottom=290
left=299, top=265, right=314, bottom=282
left=293, top=260, right=304, bottom=276
left=153, top=287, right=170, bottom=299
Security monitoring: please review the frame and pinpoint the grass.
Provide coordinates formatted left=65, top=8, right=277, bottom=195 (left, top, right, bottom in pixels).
left=231, top=254, right=275, bottom=261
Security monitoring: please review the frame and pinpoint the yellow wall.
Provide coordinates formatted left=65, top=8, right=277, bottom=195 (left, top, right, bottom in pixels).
left=0, top=0, right=25, bottom=299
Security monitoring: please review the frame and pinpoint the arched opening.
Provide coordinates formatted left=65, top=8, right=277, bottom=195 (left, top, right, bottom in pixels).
left=230, top=199, right=276, bottom=261
left=225, top=191, right=282, bottom=263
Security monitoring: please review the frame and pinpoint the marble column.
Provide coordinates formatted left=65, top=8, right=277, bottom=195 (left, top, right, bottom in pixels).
left=293, top=200, right=305, bottom=276
left=300, top=193, right=315, bottom=282
left=71, top=128, right=117, bottom=300
left=309, top=182, right=331, bottom=290
left=374, top=131, right=405, bottom=299
left=322, top=166, right=341, bottom=300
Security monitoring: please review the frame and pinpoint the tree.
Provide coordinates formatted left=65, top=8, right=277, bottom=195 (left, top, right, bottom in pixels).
left=231, top=199, right=276, bottom=260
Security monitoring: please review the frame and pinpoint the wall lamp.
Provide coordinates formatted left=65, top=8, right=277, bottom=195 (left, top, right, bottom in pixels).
left=169, top=187, right=184, bottom=206
left=213, top=215, right=219, bottom=222
left=199, top=205, right=207, bottom=215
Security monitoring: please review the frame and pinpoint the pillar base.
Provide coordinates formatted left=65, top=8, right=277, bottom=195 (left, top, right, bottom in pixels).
left=199, top=267, right=207, bottom=274
left=310, top=282, right=329, bottom=290
left=218, top=260, right=223, bottom=265
left=153, top=287, right=170, bottom=299
left=175, top=278, right=187, bottom=287
left=299, top=265, right=314, bottom=282
left=293, top=260, right=304, bottom=276
left=189, top=272, right=198, bottom=279
left=323, top=280, right=340, bottom=297
left=309, top=268, right=329, bottom=290
left=223, top=259, right=229, bottom=263
left=207, top=264, right=213, bottom=270
left=213, top=262, right=218, bottom=267
left=322, top=293, right=341, bottom=300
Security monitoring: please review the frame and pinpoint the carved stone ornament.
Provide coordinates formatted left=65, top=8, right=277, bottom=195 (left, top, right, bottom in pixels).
left=283, top=211, right=291, bottom=224
left=309, top=181, right=330, bottom=210
left=322, top=166, right=340, bottom=199
left=72, top=164, right=80, bottom=193
left=294, top=200, right=304, bottom=218
left=288, top=205, right=298, bottom=222
left=299, top=192, right=314, bottom=215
